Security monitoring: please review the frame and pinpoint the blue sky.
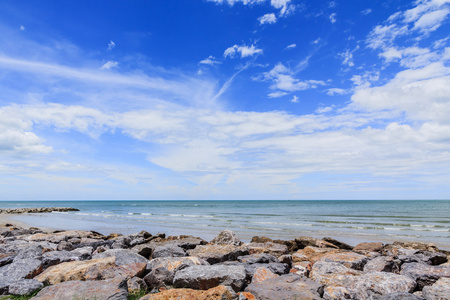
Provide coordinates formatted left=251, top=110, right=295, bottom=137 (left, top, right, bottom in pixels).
left=1, top=0, right=449, bottom=200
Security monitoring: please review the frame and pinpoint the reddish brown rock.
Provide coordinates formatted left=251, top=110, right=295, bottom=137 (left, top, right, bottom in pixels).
left=187, top=245, right=248, bottom=264
left=148, top=256, right=209, bottom=272
left=354, top=242, right=384, bottom=252
left=320, top=251, right=368, bottom=270
left=251, top=236, right=273, bottom=243
left=292, top=246, right=338, bottom=263
left=139, top=285, right=234, bottom=300
left=238, top=292, right=256, bottom=300
left=244, top=242, right=288, bottom=257
left=252, top=266, right=279, bottom=283
left=295, top=236, right=339, bottom=249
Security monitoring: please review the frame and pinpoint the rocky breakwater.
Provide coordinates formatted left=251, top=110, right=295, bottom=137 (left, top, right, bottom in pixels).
left=0, top=207, right=79, bottom=214
left=0, top=226, right=448, bottom=299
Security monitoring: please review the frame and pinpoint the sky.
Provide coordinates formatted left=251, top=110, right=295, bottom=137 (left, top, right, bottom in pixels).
left=0, top=0, right=449, bottom=200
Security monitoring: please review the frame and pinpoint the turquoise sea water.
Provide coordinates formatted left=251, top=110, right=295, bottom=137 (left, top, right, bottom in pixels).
left=1, top=200, right=449, bottom=249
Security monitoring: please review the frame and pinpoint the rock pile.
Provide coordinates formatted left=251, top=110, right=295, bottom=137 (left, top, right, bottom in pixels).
left=0, top=207, right=79, bottom=214
left=0, top=224, right=448, bottom=299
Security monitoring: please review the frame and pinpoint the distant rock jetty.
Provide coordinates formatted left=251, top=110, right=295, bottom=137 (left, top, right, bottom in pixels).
left=0, top=207, right=79, bottom=214
left=0, top=226, right=449, bottom=299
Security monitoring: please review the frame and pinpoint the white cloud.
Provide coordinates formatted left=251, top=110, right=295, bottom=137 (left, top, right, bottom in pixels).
left=329, top=13, right=337, bottom=23
left=268, top=91, right=288, bottom=98
left=286, top=43, right=296, bottom=49
left=224, top=44, right=263, bottom=58
left=207, top=0, right=265, bottom=5
left=311, top=38, right=321, bottom=45
left=199, top=55, right=222, bottom=65
left=339, top=49, right=356, bottom=67
left=107, top=40, right=116, bottom=50
left=413, top=8, right=450, bottom=32
left=361, top=8, right=372, bottom=15
left=315, top=106, right=333, bottom=113
left=326, top=88, right=349, bottom=96
left=433, top=37, right=449, bottom=49
left=19, top=25, right=25, bottom=31
left=270, top=0, right=294, bottom=16
left=290, top=95, right=299, bottom=103
left=100, top=60, right=118, bottom=70
left=259, top=13, right=277, bottom=25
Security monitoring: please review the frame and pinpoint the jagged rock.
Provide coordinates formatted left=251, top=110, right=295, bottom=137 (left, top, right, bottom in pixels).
left=0, top=207, right=79, bottom=214
left=320, top=251, right=369, bottom=270
left=157, top=235, right=206, bottom=250
left=34, top=256, right=116, bottom=284
left=152, top=244, right=187, bottom=258
left=127, top=276, right=147, bottom=293
left=188, top=245, right=249, bottom=264
left=13, top=245, right=43, bottom=261
left=354, top=242, right=384, bottom=252
left=391, top=241, right=441, bottom=253
left=251, top=266, right=279, bottom=283
left=238, top=291, right=256, bottom=300
left=112, top=236, right=132, bottom=249
left=278, top=254, right=292, bottom=265
left=67, top=237, right=81, bottom=244
left=237, top=253, right=279, bottom=264
left=210, top=229, right=242, bottom=246
left=295, top=236, right=339, bottom=249
left=0, top=258, right=43, bottom=281
left=401, top=262, right=450, bottom=290
left=99, top=262, right=147, bottom=280
left=245, top=274, right=323, bottom=300
left=139, top=285, right=234, bottom=300
left=93, top=249, right=148, bottom=266
left=8, top=279, right=43, bottom=296
left=292, top=246, right=338, bottom=263
left=322, top=237, right=354, bottom=250
left=398, top=251, right=448, bottom=266
left=70, top=246, right=93, bottom=260
left=243, top=262, right=290, bottom=277
left=291, top=263, right=309, bottom=277
left=147, top=256, right=209, bottom=272
left=349, top=272, right=417, bottom=299
left=323, top=285, right=352, bottom=300
left=173, top=264, right=246, bottom=292
left=364, top=256, right=400, bottom=273
left=41, top=250, right=78, bottom=269
left=311, top=261, right=361, bottom=286
left=143, top=267, right=174, bottom=289
left=131, top=243, right=153, bottom=258
left=0, top=253, right=15, bottom=267
left=250, top=236, right=273, bottom=243
left=78, top=240, right=114, bottom=251
left=273, top=239, right=298, bottom=252
left=379, top=292, right=425, bottom=299
left=244, top=242, right=288, bottom=257
left=129, top=237, right=146, bottom=247
left=422, top=277, right=450, bottom=300
left=57, top=241, right=74, bottom=251
left=25, top=230, right=103, bottom=244
left=31, top=278, right=128, bottom=300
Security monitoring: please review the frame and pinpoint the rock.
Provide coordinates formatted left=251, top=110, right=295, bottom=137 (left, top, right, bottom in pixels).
left=0, top=207, right=79, bottom=214
left=237, top=253, right=279, bottom=264
left=278, top=254, right=292, bottom=265
left=25, top=230, right=103, bottom=243
left=238, top=292, right=256, bottom=300
left=41, top=251, right=78, bottom=269
left=210, top=229, right=242, bottom=246
left=31, top=278, right=128, bottom=300
left=127, top=276, right=147, bottom=293
left=398, top=251, right=448, bottom=266
left=188, top=245, right=249, bottom=264
left=143, top=267, right=174, bottom=289
left=0, top=253, right=15, bottom=267
left=0, top=258, right=43, bottom=281
left=245, top=274, right=323, bottom=300
left=364, top=256, right=400, bottom=273
left=348, top=272, right=417, bottom=299
left=295, top=236, right=339, bottom=249
left=13, top=245, right=43, bottom=261
left=250, top=236, right=273, bottom=243
left=147, top=256, right=209, bottom=272
left=57, top=241, right=74, bottom=251
left=290, top=263, right=309, bottom=277
left=244, top=242, right=288, bottom=257
left=354, top=242, right=384, bottom=252
left=98, top=262, right=147, bottom=280
left=320, top=251, right=369, bottom=270
left=93, top=249, right=148, bottom=266
left=323, top=285, right=352, bottom=300
left=273, top=239, right=298, bottom=252
left=379, top=292, right=425, bottom=299
left=243, top=262, right=290, bottom=277
left=129, top=237, right=146, bottom=247
left=173, top=264, right=246, bottom=292
left=252, top=266, right=279, bottom=283
left=422, top=277, right=450, bottom=300
left=292, top=246, right=338, bottom=263
left=152, top=244, right=187, bottom=258
left=392, top=241, right=441, bottom=253
left=311, top=261, right=361, bottom=286
left=112, top=236, right=132, bottom=249
left=131, top=243, right=153, bottom=259
left=8, top=279, right=43, bottom=296
left=70, top=246, right=94, bottom=260
left=401, top=262, right=450, bottom=290
left=34, top=256, right=116, bottom=284
left=322, top=237, right=354, bottom=250
left=139, top=285, right=234, bottom=300
left=158, top=235, right=207, bottom=250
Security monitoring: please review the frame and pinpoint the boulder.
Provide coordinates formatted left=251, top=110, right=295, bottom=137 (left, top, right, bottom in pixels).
left=295, top=236, right=339, bottom=249
left=250, top=236, right=273, bottom=244
left=57, top=241, right=74, bottom=251
left=8, top=279, right=43, bottom=296
left=292, top=246, right=338, bottom=263
left=244, top=242, right=288, bottom=257
left=379, top=292, right=425, bottom=299
left=98, top=262, right=147, bottom=280
left=92, top=249, right=148, bottom=266
left=320, top=251, right=369, bottom=270
left=243, top=262, right=290, bottom=277
left=131, top=243, right=153, bottom=259
left=422, top=277, right=450, bottom=300
left=31, top=278, right=128, bottom=300
left=139, top=285, right=234, bottom=300
left=237, top=253, right=279, bottom=264
left=13, top=245, right=43, bottom=261
left=310, top=261, right=361, bottom=286
left=210, top=229, right=242, bottom=246
left=34, top=256, right=116, bottom=284
left=354, top=242, right=384, bottom=252
left=322, top=237, right=354, bottom=250
left=147, top=256, right=209, bottom=272
left=251, top=266, right=279, bottom=283
left=25, top=230, right=103, bottom=243
left=152, top=244, right=186, bottom=258
left=391, top=241, right=441, bottom=253
left=323, top=285, right=352, bottom=300
left=0, top=258, right=43, bottom=282
left=401, top=262, right=450, bottom=290
left=364, top=256, right=400, bottom=273
left=173, top=264, right=246, bottom=292
left=111, top=236, right=131, bottom=249
left=127, top=276, right=147, bottom=293
left=245, top=274, right=323, bottom=300
left=143, top=267, right=174, bottom=289
left=398, top=251, right=448, bottom=266
left=187, top=245, right=249, bottom=264
left=41, top=251, right=78, bottom=269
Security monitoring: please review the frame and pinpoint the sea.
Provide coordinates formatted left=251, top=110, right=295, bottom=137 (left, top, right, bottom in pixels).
left=1, top=200, right=449, bottom=250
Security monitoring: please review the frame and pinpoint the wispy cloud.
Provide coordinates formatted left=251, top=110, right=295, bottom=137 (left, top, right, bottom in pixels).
left=259, top=13, right=277, bottom=25
left=100, top=60, right=118, bottom=70
left=199, top=55, right=222, bottom=65
left=107, top=40, right=116, bottom=51
left=224, top=44, right=263, bottom=58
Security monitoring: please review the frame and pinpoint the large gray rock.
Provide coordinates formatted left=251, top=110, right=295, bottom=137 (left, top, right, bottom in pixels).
left=173, top=264, right=246, bottom=292
left=41, top=251, right=77, bottom=269
left=237, top=253, right=279, bottom=264
left=379, top=292, right=425, bottom=300
left=92, top=249, right=148, bottom=266
left=111, top=236, right=131, bottom=249
left=13, top=245, right=43, bottom=261
left=187, top=244, right=249, bottom=264
left=398, top=251, right=447, bottom=266
left=422, top=277, right=450, bottom=300
left=31, top=278, right=128, bottom=300
left=0, top=253, right=15, bottom=267
left=210, top=229, right=242, bottom=246
left=0, top=258, right=43, bottom=281
left=401, top=262, right=450, bottom=290
left=348, top=272, right=417, bottom=299
left=8, top=279, right=43, bottom=296
left=147, top=256, right=209, bottom=272
left=243, top=262, right=290, bottom=277
left=143, top=267, right=174, bottom=289
left=322, top=237, right=354, bottom=250
left=311, top=261, right=361, bottom=286
left=364, top=256, right=400, bottom=273
left=131, top=243, right=153, bottom=259
left=245, top=274, right=323, bottom=300
left=244, top=242, right=289, bottom=257
left=152, top=244, right=186, bottom=258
